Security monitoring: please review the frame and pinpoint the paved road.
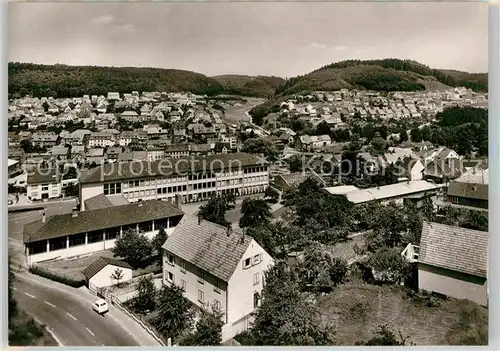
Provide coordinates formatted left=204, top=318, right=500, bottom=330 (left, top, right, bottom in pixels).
left=12, top=273, right=142, bottom=346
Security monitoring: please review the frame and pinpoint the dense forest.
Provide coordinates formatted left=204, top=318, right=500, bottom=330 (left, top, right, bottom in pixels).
left=8, top=62, right=227, bottom=98
left=7, top=62, right=287, bottom=99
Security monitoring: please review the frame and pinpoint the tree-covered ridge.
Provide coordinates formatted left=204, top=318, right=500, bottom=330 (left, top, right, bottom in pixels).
left=8, top=62, right=225, bottom=98
left=316, top=59, right=488, bottom=92
left=212, top=74, right=285, bottom=98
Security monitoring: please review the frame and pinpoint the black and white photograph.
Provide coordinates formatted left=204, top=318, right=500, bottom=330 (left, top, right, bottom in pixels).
left=6, top=1, right=489, bottom=347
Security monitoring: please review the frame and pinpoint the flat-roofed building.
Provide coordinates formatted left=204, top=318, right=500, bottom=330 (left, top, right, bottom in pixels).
left=23, top=200, right=184, bottom=266
left=79, top=152, right=269, bottom=210
left=323, top=180, right=444, bottom=206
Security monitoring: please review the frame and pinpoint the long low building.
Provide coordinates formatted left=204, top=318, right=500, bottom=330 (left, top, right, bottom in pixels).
left=79, top=152, right=270, bottom=210
left=323, top=180, right=445, bottom=205
left=23, top=200, right=184, bottom=266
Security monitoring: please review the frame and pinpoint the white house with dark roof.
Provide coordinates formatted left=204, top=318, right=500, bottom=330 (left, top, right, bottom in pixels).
left=417, top=222, right=488, bottom=306
left=23, top=200, right=184, bottom=266
left=162, top=214, right=274, bottom=341
left=27, top=168, right=62, bottom=201
left=82, top=256, right=133, bottom=290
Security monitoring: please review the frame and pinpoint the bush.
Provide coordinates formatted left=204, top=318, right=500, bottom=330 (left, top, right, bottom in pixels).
left=29, top=266, right=85, bottom=288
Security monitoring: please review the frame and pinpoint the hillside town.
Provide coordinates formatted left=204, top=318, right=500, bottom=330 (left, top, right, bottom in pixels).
left=7, top=81, right=489, bottom=347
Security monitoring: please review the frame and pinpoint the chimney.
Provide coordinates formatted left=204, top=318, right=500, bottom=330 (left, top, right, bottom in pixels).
left=226, top=224, right=232, bottom=236
left=72, top=208, right=78, bottom=218
left=42, top=211, right=46, bottom=223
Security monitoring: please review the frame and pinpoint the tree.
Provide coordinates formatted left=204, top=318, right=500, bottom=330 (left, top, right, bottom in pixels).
left=461, top=211, right=488, bottom=232
left=112, top=229, right=153, bottom=268
left=299, top=243, right=348, bottom=293
left=152, top=227, right=168, bottom=265
left=367, top=247, right=409, bottom=285
left=198, top=193, right=235, bottom=226
left=133, top=275, right=157, bottom=314
left=110, top=268, right=124, bottom=287
left=264, top=186, right=280, bottom=203
left=64, top=183, right=79, bottom=197
left=152, top=285, right=194, bottom=341
left=250, top=262, right=334, bottom=345
left=370, top=135, right=387, bottom=156
left=357, top=325, right=412, bottom=345
left=239, top=198, right=272, bottom=229
left=183, top=307, right=224, bottom=346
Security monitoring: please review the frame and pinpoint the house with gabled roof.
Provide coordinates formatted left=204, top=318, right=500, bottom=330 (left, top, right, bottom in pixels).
left=162, top=214, right=274, bottom=341
left=417, top=222, right=488, bottom=306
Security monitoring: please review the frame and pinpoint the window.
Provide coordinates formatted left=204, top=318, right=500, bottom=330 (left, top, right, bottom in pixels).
left=180, top=261, right=186, bottom=273
left=181, top=279, right=186, bottom=291
left=253, top=272, right=260, bottom=286
left=42, top=184, right=49, bottom=191
left=198, top=270, right=205, bottom=284
left=198, top=290, right=204, bottom=303
left=253, top=254, right=263, bottom=265
left=167, top=254, right=175, bottom=265
left=213, top=299, right=221, bottom=312
left=88, top=230, right=103, bottom=244
left=214, top=280, right=222, bottom=294
left=253, top=292, right=261, bottom=308
left=243, top=258, right=251, bottom=269
left=167, top=272, right=174, bottom=283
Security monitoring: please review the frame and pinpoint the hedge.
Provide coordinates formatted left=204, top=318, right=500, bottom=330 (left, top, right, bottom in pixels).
left=29, top=266, right=85, bottom=288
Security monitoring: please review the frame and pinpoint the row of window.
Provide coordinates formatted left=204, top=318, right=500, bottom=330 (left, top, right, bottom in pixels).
left=243, top=254, right=263, bottom=269
left=165, top=271, right=222, bottom=310
left=104, top=182, right=122, bottom=195
left=244, top=167, right=267, bottom=174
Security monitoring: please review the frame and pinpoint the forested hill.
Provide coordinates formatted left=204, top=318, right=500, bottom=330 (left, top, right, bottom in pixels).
left=8, top=62, right=225, bottom=98
left=8, top=62, right=285, bottom=99
left=249, top=59, right=487, bottom=125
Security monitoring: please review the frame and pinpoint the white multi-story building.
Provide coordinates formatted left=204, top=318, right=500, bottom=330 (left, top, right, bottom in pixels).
left=162, top=214, right=274, bottom=341
left=88, top=132, right=115, bottom=148
left=26, top=169, right=62, bottom=201
left=79, top=153, right=270, bottom=210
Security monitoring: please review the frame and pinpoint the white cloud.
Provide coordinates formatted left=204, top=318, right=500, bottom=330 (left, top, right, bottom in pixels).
left=91, top=15, right=114, bottom=25
left=334, top=46, right=346, bottom=51
left=309, top=42, right=327, bottom=50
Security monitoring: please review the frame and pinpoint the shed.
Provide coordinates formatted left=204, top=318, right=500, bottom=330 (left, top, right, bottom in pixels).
left=82, top=256, right=133, bottom=289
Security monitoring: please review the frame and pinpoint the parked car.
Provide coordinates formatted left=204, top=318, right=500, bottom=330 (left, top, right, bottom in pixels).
left=92, top=299, right=109, bottom=314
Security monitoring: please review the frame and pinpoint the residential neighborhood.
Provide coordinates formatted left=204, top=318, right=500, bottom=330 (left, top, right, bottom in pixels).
left=7, top=2, right=489, bottom=348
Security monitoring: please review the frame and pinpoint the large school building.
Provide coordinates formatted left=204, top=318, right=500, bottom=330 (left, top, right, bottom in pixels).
left=79, top=153, right=270, bottom=210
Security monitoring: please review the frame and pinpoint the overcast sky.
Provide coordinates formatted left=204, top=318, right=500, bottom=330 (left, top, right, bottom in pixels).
left=8, top=2, right=488, bottom=78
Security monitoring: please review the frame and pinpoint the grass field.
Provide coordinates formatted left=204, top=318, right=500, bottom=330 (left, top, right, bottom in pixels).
left=316, top=281, right=488, bottom=346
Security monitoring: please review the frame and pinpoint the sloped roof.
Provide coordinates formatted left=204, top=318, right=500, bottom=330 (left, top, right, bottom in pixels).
left=447, top=181, right=488, bottom=201
left=82, top=256, right=133, bottom=280
left=419, top=222, right=488, bottom=278
left=84, top=194, right=114, bottom=211
left=24, top=200, right=184, bottom=243
left=162, top=214, right=252, bottom=282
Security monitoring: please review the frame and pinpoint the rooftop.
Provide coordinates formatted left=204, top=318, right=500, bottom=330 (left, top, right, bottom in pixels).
left=162, top=214, right=252, bottom=282
left=24, top=200, right=184, bottom=243
left=419, top=222, right=487, bottom=278
left=82, top=256, right=133, bottom=280
left=80, top=152, right=265, bottom=184
left=331, top=180, right=444, bottom=204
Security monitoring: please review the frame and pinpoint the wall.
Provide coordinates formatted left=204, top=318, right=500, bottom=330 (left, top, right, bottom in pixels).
left=226, top=239, right=274, bottom=325
left=163, top=252, right=228, bottom=321
left=418, top=263, right=487, bottom=306
left=81, top=183, right=104, bottom=210
left=27, top=182, right=62, bottom=201
left=27, top=227, right=174, bottom=265
left=89, top=264, right=133, bottom=288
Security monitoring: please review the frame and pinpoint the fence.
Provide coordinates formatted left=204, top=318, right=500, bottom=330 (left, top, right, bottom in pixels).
left=113, top=296, right=169, bottom=347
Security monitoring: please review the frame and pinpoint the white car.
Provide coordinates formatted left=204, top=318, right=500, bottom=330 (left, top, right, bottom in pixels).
left=92, top=299, right=109, bottom=315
